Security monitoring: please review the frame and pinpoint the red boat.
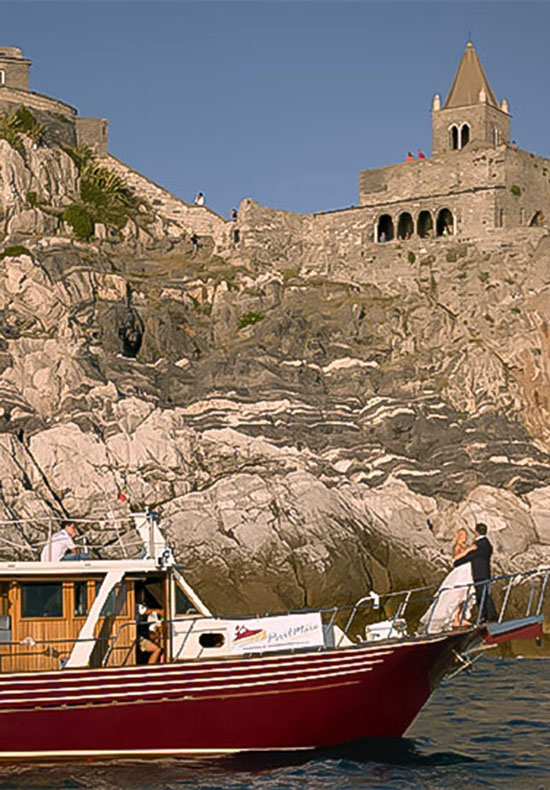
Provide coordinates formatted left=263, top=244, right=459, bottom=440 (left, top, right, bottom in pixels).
left=0, top=512, right=545, bottom=760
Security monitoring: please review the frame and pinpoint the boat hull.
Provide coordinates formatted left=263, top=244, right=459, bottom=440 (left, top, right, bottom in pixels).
left=0, top=633, right=469, bottom=759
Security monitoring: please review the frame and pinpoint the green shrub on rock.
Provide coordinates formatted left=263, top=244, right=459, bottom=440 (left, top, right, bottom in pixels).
left=63, top=204, right=94, bottom=241
left=0, top=112, right=25, bottom=158
left=0, top=107, right=44, bottom=156
left=13, top=106, right=44, bottom=144
left=238, top=311, right=264, bottom=330
left=0, top=245, right=33, bottom=261
left=63, top=144, right=145, bottom=234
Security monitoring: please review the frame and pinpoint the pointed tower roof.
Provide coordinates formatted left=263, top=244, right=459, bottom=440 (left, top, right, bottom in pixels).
left=443, top=42, right=499, bottom=109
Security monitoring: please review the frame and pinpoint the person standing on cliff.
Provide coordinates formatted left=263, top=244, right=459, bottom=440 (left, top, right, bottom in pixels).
left=406, top=152, right=414, bottom=162
left=194, top=192, right=205, bottom=206
left=417, top=149, right=426, bottom=159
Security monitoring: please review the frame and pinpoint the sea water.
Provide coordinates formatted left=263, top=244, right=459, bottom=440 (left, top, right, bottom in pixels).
left=1, top=658, right=549, bottom=790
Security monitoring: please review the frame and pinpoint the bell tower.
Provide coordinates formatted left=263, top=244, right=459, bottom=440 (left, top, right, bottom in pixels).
left=432, top=42, right=510, bottom=156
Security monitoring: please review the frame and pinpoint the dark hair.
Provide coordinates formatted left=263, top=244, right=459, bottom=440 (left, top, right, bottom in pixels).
left=61, top=520, right=77, bottom=531
left=475, top=522, right=488, bottom=536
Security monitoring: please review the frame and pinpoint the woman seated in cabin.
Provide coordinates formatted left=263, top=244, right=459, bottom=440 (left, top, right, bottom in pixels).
left=137, top=596, right=164, bottom=665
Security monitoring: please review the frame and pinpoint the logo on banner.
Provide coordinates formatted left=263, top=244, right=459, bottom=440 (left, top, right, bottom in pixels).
left=234, top=625, right=267, bottom=644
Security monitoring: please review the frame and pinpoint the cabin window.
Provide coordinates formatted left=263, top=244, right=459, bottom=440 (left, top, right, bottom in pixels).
left=176, top=586, right=198, bottom=615
left=74, top=581, right=88, bottom=617
left=95, top=581, right=127, bottom=617
left=21, top=582, right=63, bottom=618
left=199, top=632, right=225, bottom=648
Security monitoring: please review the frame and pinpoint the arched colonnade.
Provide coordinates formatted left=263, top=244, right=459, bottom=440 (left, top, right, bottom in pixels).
left=376, top=208, right=455, bottom=242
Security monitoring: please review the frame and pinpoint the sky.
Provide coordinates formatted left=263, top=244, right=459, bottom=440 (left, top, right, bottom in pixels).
left=3, top=0, right=550, bottom=218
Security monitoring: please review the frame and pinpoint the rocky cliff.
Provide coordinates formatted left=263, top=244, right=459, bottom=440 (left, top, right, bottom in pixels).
left=1, top=127, right=550, bottom=617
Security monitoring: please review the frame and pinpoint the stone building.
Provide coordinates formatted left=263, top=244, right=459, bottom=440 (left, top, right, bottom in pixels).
left=357, top=42, right=550, bottom=242
left=0, top=45, right=108, bottom=154
left=236, top=42, right=550, bottom=271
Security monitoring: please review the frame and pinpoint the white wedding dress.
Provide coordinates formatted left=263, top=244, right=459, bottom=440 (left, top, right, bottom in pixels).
left=420, top=562, right=474, bottom=634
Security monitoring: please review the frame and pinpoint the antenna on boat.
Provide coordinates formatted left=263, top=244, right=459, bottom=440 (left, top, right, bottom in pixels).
left=134, top=508, right=174, bottom=568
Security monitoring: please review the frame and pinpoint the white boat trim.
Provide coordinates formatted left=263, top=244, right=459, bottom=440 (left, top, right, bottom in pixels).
left=65, top=569, right=125, bottom=668
left=0, top=657, right=385, bottom=700
left=0, top=649, right=392, bottom=688
left=0, top=664, right=376, bottom=706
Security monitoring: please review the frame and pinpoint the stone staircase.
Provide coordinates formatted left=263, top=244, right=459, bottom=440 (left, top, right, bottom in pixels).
left=105, top=155, right=229, bottom=245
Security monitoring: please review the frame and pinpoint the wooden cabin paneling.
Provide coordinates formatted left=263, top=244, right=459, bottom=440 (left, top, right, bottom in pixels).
left=0, top=578, right=139, bottom=672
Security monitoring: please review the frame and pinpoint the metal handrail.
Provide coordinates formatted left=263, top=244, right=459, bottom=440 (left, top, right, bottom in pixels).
left=0, top=512, right=158, bottom=561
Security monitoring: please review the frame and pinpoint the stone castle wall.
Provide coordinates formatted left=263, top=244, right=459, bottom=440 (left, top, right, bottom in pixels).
left=356, top=145, right=550, bottom=238
left=0, top=87, right=108, bottom=153
left=501, top=148, right=550, bottom=228
left=235, top=188, right=549, bottom=287
left=0, top=87, right=77, bottom=147
left=0, top=61, right=29, bottom=91
left=75, top=117, right=109, bottom=156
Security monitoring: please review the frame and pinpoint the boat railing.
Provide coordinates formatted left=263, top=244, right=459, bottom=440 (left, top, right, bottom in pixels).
left=0, top=511, right=164, bottom=561
left=214, top=567, right=550, bottom=645
left=95, top=567, right=550, bottom=660
left=0, top=630, right=135, bottom=672
left=0, top=567, right=547, bottom=674
left=416, top=566, right=550, bottom=635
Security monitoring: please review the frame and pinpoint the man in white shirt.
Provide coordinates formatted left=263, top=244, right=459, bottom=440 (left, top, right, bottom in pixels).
left=40, top=522, right=88, bottom=562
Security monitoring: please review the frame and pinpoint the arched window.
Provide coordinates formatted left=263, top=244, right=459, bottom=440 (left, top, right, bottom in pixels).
left=460, top=124, right=470, bottom=148
left=436, top=208, right=454, bottom=237
left=377, top=214, right=394, bottom=242
left=397, top=212, right=414, bottom=239
left=417, top=210, right=434, bottom=239
left=0, top=70, right=5, bottom=86
left=450, top=125, right=459, bottom=150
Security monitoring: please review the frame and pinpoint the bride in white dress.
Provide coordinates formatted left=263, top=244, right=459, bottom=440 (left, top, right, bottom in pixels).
left=420, top=529, right=475, bottom=634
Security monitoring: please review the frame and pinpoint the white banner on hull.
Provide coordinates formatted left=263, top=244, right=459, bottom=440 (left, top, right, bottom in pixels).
left=227, top=612, right=324, bottom=654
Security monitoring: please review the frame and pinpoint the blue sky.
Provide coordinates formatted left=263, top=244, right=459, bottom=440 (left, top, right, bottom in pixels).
left=3, top=0, right=550, bottom=217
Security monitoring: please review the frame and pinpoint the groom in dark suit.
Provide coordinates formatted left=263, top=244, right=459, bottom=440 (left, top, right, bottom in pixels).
left=453, top=522, right=498, bottom=622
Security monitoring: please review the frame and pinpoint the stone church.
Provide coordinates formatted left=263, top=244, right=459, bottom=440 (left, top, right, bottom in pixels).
left=358, top=42, right=550, bottom=241
left=1, top=41, right=549, bottom=249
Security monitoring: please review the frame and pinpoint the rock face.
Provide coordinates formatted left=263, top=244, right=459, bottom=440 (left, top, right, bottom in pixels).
left=1, top=130, right=550, bottom=618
